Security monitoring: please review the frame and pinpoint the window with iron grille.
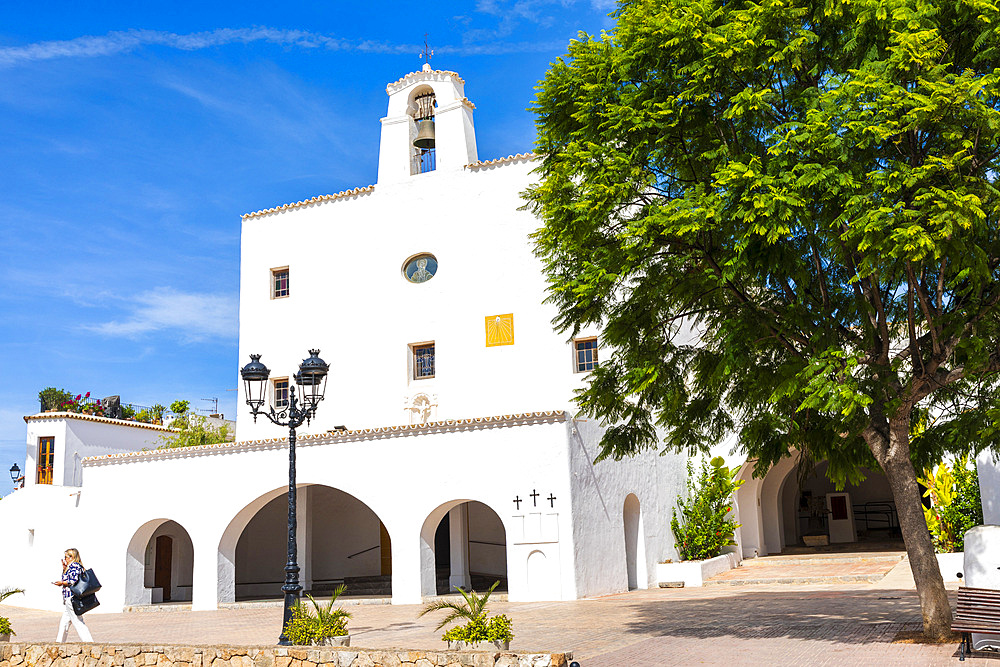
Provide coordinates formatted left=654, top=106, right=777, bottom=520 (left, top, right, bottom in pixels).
left=37, top=436, right=54, bottom=485
left=575, top=338, right=599, bottom=372
left=273, top=378, right=289, bottom=409
left=272, top=267, right=289, bottom=298
left=412, top=343, right=435, bottom=379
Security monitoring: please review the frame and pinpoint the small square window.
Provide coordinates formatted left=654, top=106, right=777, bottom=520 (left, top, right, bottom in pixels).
left=412, top=343, right=435, bottom=379
left=273, top=378, right=289, bottom=409
left=272, top=267, right=289, bottom=299
left=574, top=338, right=598, bottom=373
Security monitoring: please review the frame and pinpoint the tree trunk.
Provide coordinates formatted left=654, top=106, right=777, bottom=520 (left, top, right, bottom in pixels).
left=868, top=415, right=953, bottom=640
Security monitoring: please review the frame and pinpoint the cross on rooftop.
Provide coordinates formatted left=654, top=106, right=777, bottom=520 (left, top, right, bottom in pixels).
left=420, top=34, right=433, bottom=67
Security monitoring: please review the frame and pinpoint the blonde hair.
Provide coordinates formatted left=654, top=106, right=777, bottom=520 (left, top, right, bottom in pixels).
left=63, top=548, right=82, bottom=572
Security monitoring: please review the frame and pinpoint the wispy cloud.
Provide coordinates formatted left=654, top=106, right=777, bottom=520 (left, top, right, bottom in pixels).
left=83, top=287, right=237, bottom=342
left=0, top=26, right=572, bottom=68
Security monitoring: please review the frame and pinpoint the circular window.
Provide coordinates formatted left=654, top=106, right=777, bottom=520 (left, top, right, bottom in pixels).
left=403, top=253, right=438, bottom=283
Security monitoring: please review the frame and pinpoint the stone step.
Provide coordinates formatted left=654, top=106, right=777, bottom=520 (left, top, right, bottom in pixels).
left=704, top=573, right=886, bottom=586
left=740, top=554, right=905, bottom=567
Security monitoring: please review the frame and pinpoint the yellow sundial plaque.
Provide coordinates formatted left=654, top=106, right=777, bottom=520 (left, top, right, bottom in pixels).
left=485, top=313, right=514, bottom=347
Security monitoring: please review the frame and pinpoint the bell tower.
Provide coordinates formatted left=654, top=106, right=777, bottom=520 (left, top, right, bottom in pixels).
left=377, top=64, right=479, bottom=185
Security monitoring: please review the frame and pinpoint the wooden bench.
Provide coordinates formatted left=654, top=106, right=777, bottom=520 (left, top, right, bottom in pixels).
left=953, top=586, right=1000, bottom=660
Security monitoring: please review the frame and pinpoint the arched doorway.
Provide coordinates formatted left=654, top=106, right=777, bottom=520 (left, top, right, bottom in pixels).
left=623, top=494, right=647, bottom=590
left=225, top=485, right=391, bottom=601
left=125, top=519, right=194, bottom=605
left=420, top=500, right=508, bottom=596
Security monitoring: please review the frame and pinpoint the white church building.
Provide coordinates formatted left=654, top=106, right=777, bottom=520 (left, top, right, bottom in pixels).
left=3, top=64, right=994, bottom=616
left=0, top=65, right=686, bottom=614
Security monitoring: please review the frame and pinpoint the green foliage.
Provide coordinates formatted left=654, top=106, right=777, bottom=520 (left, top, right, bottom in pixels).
left=441, top=614, right=514, bottom=644
left=419, top=581, right=513, bottom=644
left=170, top=400, right=190, bottom=416
left=527, top=0, right=1000, bottom=474
left=282, top=588, right=350, bottom=645
left=671, top=457, right=744, bottom=561
left=918, top=456, right=983, bottom=553
left=38, top=388, right=72, bottom=412
left=159, top=414, right=230, bottom=449
left=0, top=588, right=25, bottom=637
left=120, top=405, right=137, bottom=420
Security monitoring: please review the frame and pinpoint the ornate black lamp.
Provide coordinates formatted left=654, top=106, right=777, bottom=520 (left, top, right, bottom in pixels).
left=9, top=463, right=20, bottom=485
left=240, top=349, right=329, bottom=645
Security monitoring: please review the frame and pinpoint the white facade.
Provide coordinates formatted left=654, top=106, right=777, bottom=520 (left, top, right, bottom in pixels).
left=0, top=65, right=686, bottom=614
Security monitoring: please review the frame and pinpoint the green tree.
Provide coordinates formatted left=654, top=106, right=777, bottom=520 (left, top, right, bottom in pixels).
left=527, top=0, right=1000, bottom=638
left=159, top=414, right=230, bottom=449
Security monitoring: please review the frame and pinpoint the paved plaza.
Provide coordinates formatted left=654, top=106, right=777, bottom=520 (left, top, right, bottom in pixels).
left=0, top=558, right=975, bottom=667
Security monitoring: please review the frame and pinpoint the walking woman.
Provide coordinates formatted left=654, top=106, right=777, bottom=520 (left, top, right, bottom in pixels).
left=52, top=548, right=94, bottom=642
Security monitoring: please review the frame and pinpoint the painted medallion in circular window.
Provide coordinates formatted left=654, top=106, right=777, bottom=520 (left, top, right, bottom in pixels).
left=403, top=253, right=438, bottom=283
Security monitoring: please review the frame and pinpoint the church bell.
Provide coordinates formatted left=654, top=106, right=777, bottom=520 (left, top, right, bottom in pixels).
left=413, top=119, right=435, bottom=149
left=413, top=91, right=436, bottom=150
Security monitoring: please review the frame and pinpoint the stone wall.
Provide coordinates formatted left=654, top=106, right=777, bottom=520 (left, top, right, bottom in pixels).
left=0, top=644, right=573, bottom=667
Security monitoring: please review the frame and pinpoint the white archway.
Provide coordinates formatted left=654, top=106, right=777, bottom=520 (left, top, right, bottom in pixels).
left=623, top=494, right=647, bottom=590
left=218, top=484, right=392, bottom=603
left=124, top=518, right=195, bottom=605
left=418, top=499, right=508, bottom=598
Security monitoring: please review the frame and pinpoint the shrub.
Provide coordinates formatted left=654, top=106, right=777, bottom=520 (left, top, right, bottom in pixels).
left=0, top=587, right=25, bottom=637
left=419, top=581, right=513, bottom=645
left=671, top=456, right=744, bottom=561
left=38, top=388, right=72, bottom=412
left=919, top=455, right=983, bottom=553
left=282, top=587, right=350, bottom=645
left=159, top=414, right=230, bottom=449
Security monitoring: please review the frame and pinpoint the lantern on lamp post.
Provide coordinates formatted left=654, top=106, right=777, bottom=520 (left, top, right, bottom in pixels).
left=240, top=349, right=329, bottom=645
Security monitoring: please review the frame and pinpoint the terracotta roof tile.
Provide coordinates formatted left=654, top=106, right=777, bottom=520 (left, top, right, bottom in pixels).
left=83, top=410, right=567, bottom=465
left=386, top=69, right=466, bottom=94
left=242, top=185, right=375, bottom=221
left=466, top=153, right=537, bottom=169
left=24, top=411, right=174, bottom=432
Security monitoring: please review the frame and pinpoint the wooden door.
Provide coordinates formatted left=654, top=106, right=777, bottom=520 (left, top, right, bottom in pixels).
left=154, top=535, right=173, bottom=601
left=379, top=522, right=392, bottom=576
left=36, top=437, right=54, bottom=485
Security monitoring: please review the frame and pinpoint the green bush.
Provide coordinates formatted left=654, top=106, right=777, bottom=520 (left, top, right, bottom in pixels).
left=919, top=455, right=984, bottom=553
left=0, top=588, right=25, bottom=636
left=282, top=588, right=350, bottom=645
left=38, top=387, right=72, bottom=412
left=419, top=581, right=513, bottom=645
left=671, top=457, right=744, bottom=561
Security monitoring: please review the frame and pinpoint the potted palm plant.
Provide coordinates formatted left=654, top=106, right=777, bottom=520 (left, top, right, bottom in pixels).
left=282, top=585, right=351, bottom=646
left=0, top=588, right=25, bottom=642
left=418, top=581, right=514, bottom=650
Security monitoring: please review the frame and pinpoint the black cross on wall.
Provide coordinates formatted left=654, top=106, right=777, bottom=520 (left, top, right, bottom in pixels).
left=548, top=493, right=557, bottom=508
left=513, top=496, right=522, bottom=510
left=530, top=489, right=540, bottom=507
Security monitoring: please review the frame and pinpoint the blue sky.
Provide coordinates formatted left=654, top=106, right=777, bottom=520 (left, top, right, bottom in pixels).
left=0, top=1, right=616, bottom=488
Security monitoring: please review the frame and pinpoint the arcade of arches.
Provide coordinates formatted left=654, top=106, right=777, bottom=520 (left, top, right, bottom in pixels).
left=737, top=455, right=904, bottom=557
left=125, top=487, right=510, bottom=605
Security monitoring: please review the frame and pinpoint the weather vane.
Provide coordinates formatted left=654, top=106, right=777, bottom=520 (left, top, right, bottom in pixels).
left=420, top=33, right=433, bottom=67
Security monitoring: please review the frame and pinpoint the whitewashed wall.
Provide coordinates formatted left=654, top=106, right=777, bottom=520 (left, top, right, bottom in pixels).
left=567, top=418, right=685, bottom=597
left=24, top=414, right=170, bottom=488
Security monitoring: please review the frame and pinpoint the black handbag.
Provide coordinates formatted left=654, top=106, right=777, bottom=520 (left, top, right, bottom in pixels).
left=69, top=568, right=101, bottom=598
left=71, top=593, right=99, bottom=616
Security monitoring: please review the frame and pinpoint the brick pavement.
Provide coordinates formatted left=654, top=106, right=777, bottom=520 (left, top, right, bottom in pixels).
left=0, top=581, right=969, bottom=666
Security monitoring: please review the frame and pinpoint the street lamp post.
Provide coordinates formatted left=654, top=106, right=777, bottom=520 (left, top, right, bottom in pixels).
left=240, top=349, right=329, bottom=645
left=9, top=463, right=20, bottom=487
